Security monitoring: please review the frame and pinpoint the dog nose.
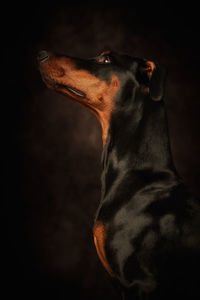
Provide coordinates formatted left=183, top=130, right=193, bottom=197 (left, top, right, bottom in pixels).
left=37, top=50, right=49, bottom=62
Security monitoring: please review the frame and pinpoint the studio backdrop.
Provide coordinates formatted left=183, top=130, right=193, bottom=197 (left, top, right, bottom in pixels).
left=3, top=2, right=200, bottom=299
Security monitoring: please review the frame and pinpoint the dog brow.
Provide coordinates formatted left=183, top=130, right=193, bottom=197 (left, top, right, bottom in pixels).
left=101, top=50, right=111, bottom=56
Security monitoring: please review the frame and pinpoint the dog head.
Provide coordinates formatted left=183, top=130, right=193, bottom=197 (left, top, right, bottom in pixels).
left=38, top=50, right=165, bottom=144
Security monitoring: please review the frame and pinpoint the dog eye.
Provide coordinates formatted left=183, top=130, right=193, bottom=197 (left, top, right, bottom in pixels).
left=97, top=55, right=111, bottom=64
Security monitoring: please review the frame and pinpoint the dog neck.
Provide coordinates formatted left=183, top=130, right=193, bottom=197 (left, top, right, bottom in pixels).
left=100, top=90, right=182, bottom=210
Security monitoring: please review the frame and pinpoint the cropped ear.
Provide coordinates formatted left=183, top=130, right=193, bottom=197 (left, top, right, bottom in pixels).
left=145, top=61, right=166, bottom=101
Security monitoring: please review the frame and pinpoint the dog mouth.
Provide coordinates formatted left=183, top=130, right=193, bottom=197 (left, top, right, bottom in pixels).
left=58, top=83, right=86, bottom=97
left=42, top=74, right=86, bottom=98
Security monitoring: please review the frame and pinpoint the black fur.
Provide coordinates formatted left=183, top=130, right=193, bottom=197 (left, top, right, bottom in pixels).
left=91, top=52, right=200, bottom=299
left=39, top=51, right=200, bottom=300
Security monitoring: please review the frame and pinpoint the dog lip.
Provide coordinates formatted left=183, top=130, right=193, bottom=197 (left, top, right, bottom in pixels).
left=60, top=84, right=86, bottom=97
left=41, top=74, right=86, bottom=97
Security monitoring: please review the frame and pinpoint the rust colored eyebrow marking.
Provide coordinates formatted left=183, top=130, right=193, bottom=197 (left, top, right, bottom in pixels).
left=101, top=50, right=111, bottom=56
left=93, top=222, right=114, bottom=276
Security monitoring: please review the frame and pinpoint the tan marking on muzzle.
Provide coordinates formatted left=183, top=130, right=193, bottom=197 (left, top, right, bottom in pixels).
left=40, top=56, right=120, bottom=145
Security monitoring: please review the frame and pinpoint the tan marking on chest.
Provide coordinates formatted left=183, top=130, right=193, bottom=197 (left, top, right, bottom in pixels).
left=93, top=222, right=113, bottom=276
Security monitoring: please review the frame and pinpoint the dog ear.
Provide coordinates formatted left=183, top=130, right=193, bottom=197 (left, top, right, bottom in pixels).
left=145, top=61, right=166, bottom=101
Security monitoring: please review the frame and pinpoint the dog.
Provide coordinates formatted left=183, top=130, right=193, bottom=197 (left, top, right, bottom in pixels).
left=38, top=49, right=200, bottom=299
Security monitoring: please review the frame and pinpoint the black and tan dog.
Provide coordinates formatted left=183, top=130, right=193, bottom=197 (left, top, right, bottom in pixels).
left=38, top=50, right=200, bottom=299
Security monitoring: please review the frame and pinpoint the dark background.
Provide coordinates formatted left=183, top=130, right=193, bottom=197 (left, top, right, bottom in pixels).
left=3, top=2, right=200, bottom=299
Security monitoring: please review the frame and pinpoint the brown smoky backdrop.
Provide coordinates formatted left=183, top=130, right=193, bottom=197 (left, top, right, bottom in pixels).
left=3, top=2, right=200, bottom=300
